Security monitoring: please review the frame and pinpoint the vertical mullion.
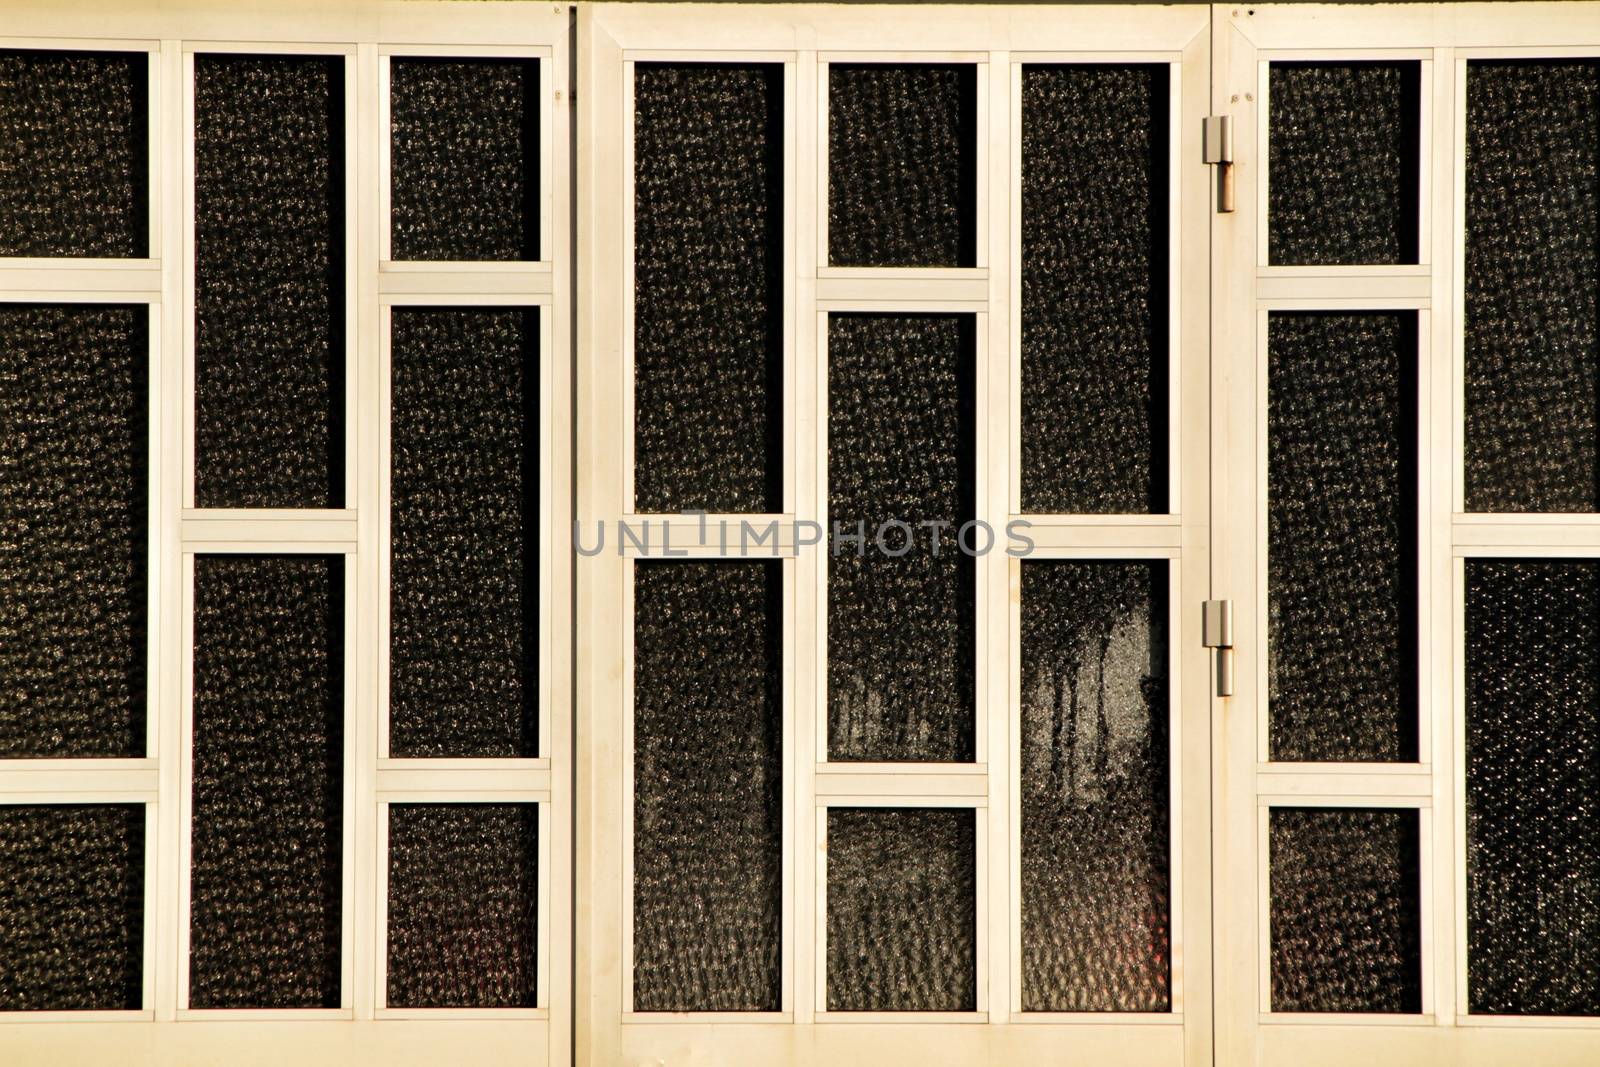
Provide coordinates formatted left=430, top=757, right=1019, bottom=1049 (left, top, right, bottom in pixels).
left=1427, top=49, right=1460, bottom=1027
left=984, top=46, right=1011, bottom=1024
left=793, top=47, right=820, bottom=1027
left=153, top=36, right=184, bottom=1024
left=351, top=38, right=380, bottom=1023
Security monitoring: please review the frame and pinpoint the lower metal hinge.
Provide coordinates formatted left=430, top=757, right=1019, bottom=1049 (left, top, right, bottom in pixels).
left=1202, top=598, right=1235, bottom=697
left=1203, top=115, right=1235, bottom=214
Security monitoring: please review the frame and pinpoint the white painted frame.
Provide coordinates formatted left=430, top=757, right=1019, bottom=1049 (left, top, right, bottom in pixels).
left=1215, top=7, right=1600, bottom=1067
left=0, top=4, right=571, bottom=1065
left=581, top=6, right=1211, bottom=1067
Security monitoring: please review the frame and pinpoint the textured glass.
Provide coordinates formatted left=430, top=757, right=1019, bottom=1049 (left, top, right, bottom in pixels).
left=194, top=54, right=344, bottom=509
left=1269, top=62, right=1420, bottom=265
left=1465, top=61, right=1600, bottom=513
left=1268, top=312, right=1418, bottom=762
left=389, top=308, right=538, bottom=758
left=0, top=50, right=147, bottom=258
left=633, top=63, right=782, bottom=514
left=386, top=804, right=538, bottom=1009
left=1269, top=807, right=1422, bottom=1013
left=1466, top=559, right=1600, bottom=1015
left=829, top=64, right=976, bottom=267
left=390, top=58, right=538, bottom=262
left=826, top=807, right=976, bottom=1012
left=632, top=561, right=781, bottom=1011
left=1021, top=64, right=1169, bottom=515
left=1020, top=560, right=1170, bottom=1012
left=828, top=314, right=975, bottom=762
left=0, top=306, right=146, bottom=758
left=0, top=804, right=143, bottom=1011
left=190, top=555, right=343, bottom=1009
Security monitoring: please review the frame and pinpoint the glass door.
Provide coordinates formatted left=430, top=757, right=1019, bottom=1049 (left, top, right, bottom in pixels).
left=578, top=3, right=1213, bottom=1065
left=1213, top=5, right=1600, bottom=1065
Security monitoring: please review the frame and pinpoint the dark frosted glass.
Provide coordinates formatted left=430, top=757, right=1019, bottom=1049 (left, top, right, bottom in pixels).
left=1020, top=560, right=1170, bottom=1012
left=190, top=555, right=343, bottom=1009
left=386, top=804, right=538, bottom=1008
left=389, top=308, right=538, bottom=758
left=829, top=64, right=975, bottom=267
left=1269, top=62, right=1419, bottom=265
left=1269, top=807, right=1422, bottom=1013
left=194, top=54, right=344, bottom=509
left=1020, top=64, right=1169, bottom=515
left=632, top=561, right=782, bottom=1011
left=0, top=306, right=146, bottom=758
left=1465, top=61, right=1600, bottom=513
left=390, top=58, right=538, bottom=262
left=1268, top=312, right=1417, bottom=762
left=0, top=50, right=146, bottom=258
left=0, top=804, right=143, bottom=1011
left=1466, top=559, right=1600, bottom=1015
left=826, top=807, right=976, bottom=1012
left=828, top=314, right=975, bottom=762
left=633, top=63, right=782, bottom=514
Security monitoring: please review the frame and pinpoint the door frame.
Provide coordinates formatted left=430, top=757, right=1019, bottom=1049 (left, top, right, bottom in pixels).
left=577, top=4, right=1213, bottom=1065
left=1212, top=6, right=1600, bottom=1066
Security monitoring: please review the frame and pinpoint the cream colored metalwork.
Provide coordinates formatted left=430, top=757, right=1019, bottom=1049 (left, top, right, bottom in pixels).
left=579, top=5, right=1212, bottom=1065
left=0, top=3, right=572, bottom=1064
left=1213, top=6, right=1600, bottom=1067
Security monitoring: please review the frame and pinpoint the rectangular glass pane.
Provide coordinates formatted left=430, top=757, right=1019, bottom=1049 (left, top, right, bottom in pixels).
left=194, top=54, right=344, bottom=509
left=390, top=58, right=539, bottom=262
left=633, top=62, right=782, bottom=514
left=632, top=561, right=781, bottom=1011
left=1465, top=60, right=1600, bottom=513
left=0, top=49, right=147, bottom=257
left=1020, top=560, right=1170, bottom=1012
left=0, top=305, right=146, bottom=758
left=828, top=313, right=975, bottom=762
left=1466, top=559, right=1600, bottom=1015
left=1269, top=807, right=1422, bottom=1013
left=0, top=804, right=143, bottom=1010
left=1268, top=61, right=1420, bottom=265
left=1020, top=64, right=1169, bottom=515
left=826, top=807, right=976, bottom=1012
left=828, top=64, right=976, bottom=267
left=190, top=555, right=343, bottom=1009
left=389, top=308, right=538, bottom=758
left=1268, top=312, right=1418, bottom=762
left=386, top=803, right=538, bottom=1009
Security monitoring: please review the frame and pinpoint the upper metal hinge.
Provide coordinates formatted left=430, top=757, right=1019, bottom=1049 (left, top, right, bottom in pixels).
left=1203, top=599, right=1235, bottom=698
left=1202, top=599, right=1233, bottom=648
left=1203, top=115, right=1236, bottom=214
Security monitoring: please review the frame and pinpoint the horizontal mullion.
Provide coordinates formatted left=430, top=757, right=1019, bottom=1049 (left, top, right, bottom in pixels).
left=0, top=759, right=157, bottom=801
left=0, top=261, right=162, bottom=297
left=1016, top=517, right=1183, bottom=552
left=1256, top=271, right=1430, bottom=303
left=815, top=764, right=986, bottom=802
left=817, top=273, right=987, bottom=305
left=377, top=263, right=552, bottom=297
left=1256, top=764, right=1431, bottom=801
left=376, top=758, right=550, bottom=798
left=811, top=1011, right=990, bottom=1025
left=817, top=297, right=987, bottom=314
left=1452, top=514, right=1600, bottom=550
left=181, top=508, right=358, bottom=546
left=376, top=1007, right=549, bottom=1022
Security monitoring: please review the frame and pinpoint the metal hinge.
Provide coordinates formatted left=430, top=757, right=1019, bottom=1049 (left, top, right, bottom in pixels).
left=1203, top=115, right=1235, bottom=214
left=1202, top=599, right=1235, bottom=697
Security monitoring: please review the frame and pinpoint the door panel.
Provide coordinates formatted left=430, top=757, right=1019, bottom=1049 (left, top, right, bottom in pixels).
left=1215, top=6, right=1600, bottom=1066
left=578, top=4, right=1212, bottom=1065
